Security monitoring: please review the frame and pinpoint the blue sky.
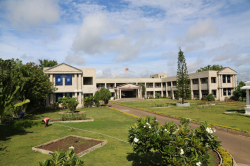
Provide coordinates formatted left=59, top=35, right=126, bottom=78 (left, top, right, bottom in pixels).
left=0, top=0, right=249, bottom=80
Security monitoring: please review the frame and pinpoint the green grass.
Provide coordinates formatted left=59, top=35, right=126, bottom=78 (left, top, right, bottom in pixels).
left=0, top=106, right=217, bottom=166
left=116, top=100, right=250, bottom=131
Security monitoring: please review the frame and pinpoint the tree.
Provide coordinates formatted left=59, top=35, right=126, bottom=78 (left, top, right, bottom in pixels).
left=38, top=59, right=58, bottom=70
left=206, top=94, right=215, bottom=101
left=67, top=98, right=78, bottom=112
left=232, top=81, right=246, bottom=101
left=139, top=83, right=146, bottom=98
left=176, top=48, right=191, bottom=104
left=196, top=65, right=223, bottom=72
left=155, top=93, right=160, bottom=99
left=83, top=96, right=93, bottom=107
left=99, top=87, right=112, bottom=105
left=93, top=91, right=100, bottom=107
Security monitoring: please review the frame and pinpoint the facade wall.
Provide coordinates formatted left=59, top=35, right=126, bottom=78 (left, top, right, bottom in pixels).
left=44, top=64, right=238, bottom=108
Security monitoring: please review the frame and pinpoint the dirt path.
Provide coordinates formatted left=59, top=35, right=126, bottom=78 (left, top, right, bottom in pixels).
left=108, top=102, right=250, bottom=166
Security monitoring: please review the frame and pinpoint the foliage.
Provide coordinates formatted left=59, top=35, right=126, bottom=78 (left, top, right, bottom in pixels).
left=155, top=93, right=160, bottom=99
left=52, top=102, right=59, bottom=110
left=11, top=99, right=30, bottom=117
left=39, top=149, right=84, bottom=166
left=196, top=65, right=224, bottom=72
left=84, top=96, right=93, bottom=107
left=0, top=59, right=21, bottom=123
left=93, top=91, right=100, bottom=107
left=67, top=98, right=78, bottom=112
left=99, top=87, right=112, bottom=105
left=206, top=94, right=215, bottom=101
left=60, top=94, right=71, bottom=109
left=216, top=147, right=233, bottom=166
left=176, top=48, right=191, bottom=104
left=38, top=59, right=58, bottom=70
left=61, top=114, right=87, bottom=121
left=139, top=83, right=146, bottom=98
left=232, top=81, right=246, bottom=101
left=128, top=116, right=221, bottom=165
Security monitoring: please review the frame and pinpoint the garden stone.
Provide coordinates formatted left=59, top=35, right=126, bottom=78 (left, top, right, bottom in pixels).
left=176, top=102, right=190, bottom=107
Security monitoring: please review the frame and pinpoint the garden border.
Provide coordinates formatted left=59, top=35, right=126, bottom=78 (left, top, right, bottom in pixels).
left=49, top=117, right=94, bottom=123
left=32, top=135, right=107, bottom=157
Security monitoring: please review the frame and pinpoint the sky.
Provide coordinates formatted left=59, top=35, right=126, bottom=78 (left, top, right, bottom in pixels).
left=0, top=0, right=250, bottom=81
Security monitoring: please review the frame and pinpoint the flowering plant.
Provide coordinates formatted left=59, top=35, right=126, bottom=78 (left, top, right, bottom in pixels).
left=128, top=116, right=221, bottom=165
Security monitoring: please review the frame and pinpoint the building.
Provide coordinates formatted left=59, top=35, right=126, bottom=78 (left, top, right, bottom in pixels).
left=43, top=63, right=238, bottom=108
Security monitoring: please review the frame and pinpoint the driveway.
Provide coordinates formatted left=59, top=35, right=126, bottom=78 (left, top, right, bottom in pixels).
left=109, top=102, right=250, bottom=166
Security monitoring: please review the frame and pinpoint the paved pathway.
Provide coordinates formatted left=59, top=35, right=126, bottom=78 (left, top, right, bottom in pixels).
left=109, top=102, right=250, bottom=166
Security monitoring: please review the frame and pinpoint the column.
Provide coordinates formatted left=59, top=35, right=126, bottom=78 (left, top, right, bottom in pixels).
left=190, top=79, right=193, bottom=99
left=50, top=74, right=53, bottom=83
left=171, top=81, right=174, bottom=99
left=153, top=91, right=155, bottom=98
left=78, top=74, right=82, bottom=90
left=74, top=74, right=77, bottom=89
left=208, top=77, right=211, bottom=94
left=235, top=75, right=237, bottom=87
left=105, top=83, right=107, bottom=88
left=79, top=92, right=82, bottom=105
left=198, top=78, right=202, bottom=99
left=247, top=90, right=249, bottom=105
left=119, top=89, right=121, bottom=99
left=145, top=82, right=147, bottom=98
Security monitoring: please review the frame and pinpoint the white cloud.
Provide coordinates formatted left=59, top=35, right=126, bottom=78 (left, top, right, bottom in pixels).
left=5, top=0, right=60, bottom=29
left=64, top=51, right=85, bottom=65
left=185, top=19, right=218, bottom=41
left=237, top=69, right=250, bottom=82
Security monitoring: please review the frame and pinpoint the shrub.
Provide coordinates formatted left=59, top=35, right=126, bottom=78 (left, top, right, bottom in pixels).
left=128, top=116, right=221, bottom=165
left=99, top=87, right=111, bottom=105
left=93, top=91, right=100, bottom=107
left=84, top=96, right=93, bottom=107
left=206, top=94, right=215, bottom=101
left=39, top=149, right=84, bottom=166
left=52, top=102, right=59, bottom=110
left=155, top=93, right=160, bottom=99
left=67, top=98, right=78, bottom=112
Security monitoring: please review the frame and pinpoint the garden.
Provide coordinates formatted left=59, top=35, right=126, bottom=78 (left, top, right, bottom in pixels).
left=0, top=106, right=220, bottom=166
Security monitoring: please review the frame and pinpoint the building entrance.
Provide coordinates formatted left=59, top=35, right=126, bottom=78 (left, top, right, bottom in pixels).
left=121, top=90, right=136, bottom=98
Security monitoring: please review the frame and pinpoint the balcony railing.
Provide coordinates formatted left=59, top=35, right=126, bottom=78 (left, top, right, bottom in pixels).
left=146, top=86, right=153, bottom=88
left=155, top=86, right=161, bottom=88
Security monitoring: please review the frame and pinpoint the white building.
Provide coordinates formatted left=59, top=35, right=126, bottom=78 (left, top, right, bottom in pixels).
left=43, top=63, right=238, bottom=108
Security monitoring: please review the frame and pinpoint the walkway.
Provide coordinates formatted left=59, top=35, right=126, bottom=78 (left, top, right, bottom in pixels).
left=109, top=102, right=250, bottom=166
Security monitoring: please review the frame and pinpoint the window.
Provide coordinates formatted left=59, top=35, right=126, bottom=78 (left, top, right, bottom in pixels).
left=172, top=81, right=177, bottom=86
left=55, top=74, right=63, bottom=86
left=65, top=74, right=72, bottom=85
left=65, top=93, right=72, bottom=98
left=167, top=82, right=171, bottom=86
left=227, top=75, right=231, bottom=83
left=193, top=79, right=198, bottom=84
left=223, top=88, right=227, bottom=96
left=211, top=77, right=216, bottom=83
left=201, top=78, right=208, bottom=83
left=223, top=75, right=226, bottom=83
left=228, top=89, right=231, bottom=95
left=83, top=77, right=93, bottom=85
left=56, top=93, right=63, bottom=103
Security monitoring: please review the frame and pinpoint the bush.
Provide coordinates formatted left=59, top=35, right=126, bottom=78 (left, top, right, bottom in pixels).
left=128, top=116, right=221, bottom=165
left=206, top=94, right=215, bottom=101
left=67, top=98, right=78, bottom=112
left=93, top=91, right=100, bottom=107
left=39, top=149, right=84, bottom=166
left=61, top=114, right=87, bottom=121
left=155, top=93, right=160, bottom=99
left=84, top=96, right=93, bottom=107
left=99, top=87, right=111, bottom=105
left=52, top=102, right=59, bottom=110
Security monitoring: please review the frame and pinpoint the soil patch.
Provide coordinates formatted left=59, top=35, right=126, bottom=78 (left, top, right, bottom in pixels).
left=35, top=135, right=106, bottom=155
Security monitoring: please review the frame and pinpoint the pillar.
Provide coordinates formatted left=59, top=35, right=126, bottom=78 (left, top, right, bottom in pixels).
left=74, top=74, right=77, bottom=89
left=153, top=91, right=155, bottom=98
left=246, top=90, right=249, bottom=105
left=208, top=76, right=211, bottom=94
left=190, top=79, right=193, bottom=99
left=198, top=78, right=202, bottom=99
left=119, top=89, right=121, bottom=99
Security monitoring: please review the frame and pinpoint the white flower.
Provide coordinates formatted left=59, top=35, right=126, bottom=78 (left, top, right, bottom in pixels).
left=206, top=128, right=214, bottom=134
left=146, top=122, right=149, bottom=125
left=144, top=126, right=146, bottom=128
left=205, top=143, right=209, bottom=147
left=149, top=126, right=151, bottom=129
left=164, top=129, right=169, bottom=133
left=180, top=149, right=184, bottom=155
left=69, top=146, right=74, bottom=150
left=134, top=137, right=139, bottom=143
left=196, top=161, right=201, bottom=166
left=155, top=120, right=157, bottom=121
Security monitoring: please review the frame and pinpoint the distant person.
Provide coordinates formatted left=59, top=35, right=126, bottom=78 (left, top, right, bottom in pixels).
left=42, top=118, right=50, bottom=127
left=18, top=112, right=25, bottom=118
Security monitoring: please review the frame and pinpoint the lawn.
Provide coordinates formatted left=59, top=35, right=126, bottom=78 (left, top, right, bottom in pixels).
left=0, top=106, right=217, bottom=166
left=115, top=99, right=250, bottom=131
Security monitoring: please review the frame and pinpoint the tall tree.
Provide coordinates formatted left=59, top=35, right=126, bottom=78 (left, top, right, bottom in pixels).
left=99, top=87, right=112, bottom=105
left=38, top=59, right=58, bottom=70
left=196, top=65, right=223, bottom=72
left=176, top=48, right=191, bottom=104
left=232, top=81, right=246, bottom=101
